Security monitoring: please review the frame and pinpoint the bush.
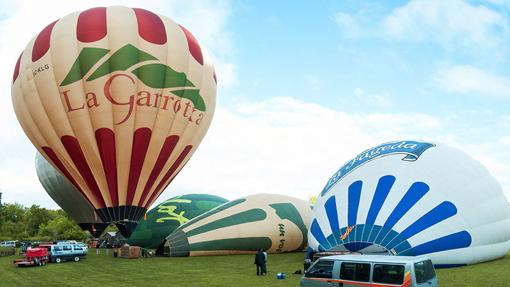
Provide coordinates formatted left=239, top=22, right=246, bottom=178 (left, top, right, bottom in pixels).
left=0, top=247, right=15, bottom=257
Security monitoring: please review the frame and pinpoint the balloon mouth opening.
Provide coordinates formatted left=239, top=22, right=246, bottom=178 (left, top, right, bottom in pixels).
left=163, top=229, right=190, bottom=257
left=94, top=206, right=147, bottom=238
left=78, top=223, right=109, bottom=238
left=317, top=224, right=413, bottom=255
left=115, top=221, right=139, bottom=238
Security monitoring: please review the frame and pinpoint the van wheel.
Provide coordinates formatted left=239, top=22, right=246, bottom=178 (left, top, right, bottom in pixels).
left=55, top=257, right=62, bottom=263
left=74, top=256, right=80, bottom=262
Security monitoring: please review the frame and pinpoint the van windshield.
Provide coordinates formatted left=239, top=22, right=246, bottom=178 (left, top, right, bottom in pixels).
left=373, top=264, right=404, bottom=284
left=414, top=260, right=436, bottom=283
left=305, top=260, right=334, bottom=279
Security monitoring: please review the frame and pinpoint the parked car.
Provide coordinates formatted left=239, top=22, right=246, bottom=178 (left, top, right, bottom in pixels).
left=0, top=240, right=19, bottom=248
left=300, top=254, right=438, bottom=287
left=44, top=244, right=87, bottom=263
left=57, top=240, right=78, bottom=245
left=13, top=248, right=49, bottom=267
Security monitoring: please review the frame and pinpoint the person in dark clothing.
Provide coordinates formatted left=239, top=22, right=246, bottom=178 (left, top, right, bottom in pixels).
left=254, top=249, right=265, bottom=276
left=261, top=249, right=267, bottom=275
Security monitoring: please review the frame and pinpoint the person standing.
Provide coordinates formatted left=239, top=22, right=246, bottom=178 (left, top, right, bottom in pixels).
left=261, top=249, right=268, bottom=275
left=254, top=249, right=265, bottom=276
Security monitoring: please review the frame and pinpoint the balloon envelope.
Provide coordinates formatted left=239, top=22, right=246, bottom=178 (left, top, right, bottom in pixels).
left=36, top=152, right=108, bottom=237
left=128, top=194, right=227, bottom=249
left=164, top=194, right=311, bottom=257
left=309, top=140, right=510, bottom=266
left=12, top=7, right=216, bottom=237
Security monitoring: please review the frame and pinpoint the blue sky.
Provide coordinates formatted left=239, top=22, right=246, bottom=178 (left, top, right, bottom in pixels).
left=211, top=0, right=510, bottom=153
left=224, top=1, right=509, bottom=128
left=0, top=0, right=508, bottom=208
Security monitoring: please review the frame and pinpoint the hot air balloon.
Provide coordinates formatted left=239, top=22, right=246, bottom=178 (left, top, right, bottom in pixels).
left=128, top=194, right=227, bottom=250
left=12, top=7, right=216, bottom=237
left=36, top=152, right=108, bottom=237
left=309, top=140, right=510, bottom=267
left=163, top=194, right=311, bottom=257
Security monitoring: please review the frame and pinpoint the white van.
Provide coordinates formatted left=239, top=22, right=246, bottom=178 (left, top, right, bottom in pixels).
left=300, top=254, right=438, bottom=287
left=0, top=241, right=18, bottom=247
left=47, top=244, right=87, bottom=263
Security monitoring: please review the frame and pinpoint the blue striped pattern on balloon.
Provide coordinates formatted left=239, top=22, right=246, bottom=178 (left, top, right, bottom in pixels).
left=310, top=175, right=472, bottom=256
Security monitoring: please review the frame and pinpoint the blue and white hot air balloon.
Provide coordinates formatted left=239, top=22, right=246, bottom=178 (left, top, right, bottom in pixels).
left=309, top=140, right=510, bottom=267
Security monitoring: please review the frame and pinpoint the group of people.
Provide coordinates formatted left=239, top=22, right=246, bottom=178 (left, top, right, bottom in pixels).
left=254, top=249, right=267, bottom=276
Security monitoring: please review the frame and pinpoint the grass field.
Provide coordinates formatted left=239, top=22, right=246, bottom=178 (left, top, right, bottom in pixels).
left=0, top=249, right=509, bottom=286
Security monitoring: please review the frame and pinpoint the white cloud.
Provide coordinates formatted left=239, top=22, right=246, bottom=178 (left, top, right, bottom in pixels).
left=354, top=113, right=442, bottom=139
left=158, top=0, right=238, bottom=88
left=434, top=65, right=510, bottom=98
left=448, top=137, right=510, bottom=202
left=160, top=97, right=376, bottom=204
left=157, top=97, right=509, bottom=206
left=215, top=61, right=238, bottom=88
left=382, top=0, right=509, bottom=51
left=500, top=116, right=510, bottom=128
left=0, top=150, right=60, bottom=208
left=353, top=88, right=394, bottom=108
left=334, top=12, right=360, bottom=37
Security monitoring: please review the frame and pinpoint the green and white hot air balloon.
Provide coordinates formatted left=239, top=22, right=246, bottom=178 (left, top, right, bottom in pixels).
left=163, top=194, right=311, bottom=257
left=127, top=194, right=227, bottom=250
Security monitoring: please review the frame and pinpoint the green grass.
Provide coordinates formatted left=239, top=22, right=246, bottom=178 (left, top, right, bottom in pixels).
left=435, top=253, right=510, bottom=287
left=0, top=249, right=509, bottom=286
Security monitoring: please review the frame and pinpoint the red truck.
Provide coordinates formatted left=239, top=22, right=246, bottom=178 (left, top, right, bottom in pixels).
left=13, top=248, right=49, bottom=267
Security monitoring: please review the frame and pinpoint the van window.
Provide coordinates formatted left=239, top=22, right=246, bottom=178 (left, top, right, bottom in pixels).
left=340, top=262, right=370, bottom=282
left=414, top=260, right=436, bottom=283
left=305, top=260, right=334, bottom=279
left=62, top=245, right=72, bottom=251
left=373, top=264, right=405, bottom=284
left=74, top=245, right=82, bottom=250
left=52, top=246, right=62, bottom=251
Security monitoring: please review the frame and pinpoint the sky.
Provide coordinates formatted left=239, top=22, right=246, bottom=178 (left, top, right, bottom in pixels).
left=0, top=0, right=509, bottom=209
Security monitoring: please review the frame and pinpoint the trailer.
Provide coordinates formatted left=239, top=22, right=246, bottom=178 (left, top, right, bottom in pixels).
left=13, top=248, right=49, bottom=267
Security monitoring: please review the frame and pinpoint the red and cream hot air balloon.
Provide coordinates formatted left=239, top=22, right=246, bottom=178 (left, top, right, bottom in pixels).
left=12, top=6, right=216, bottom=237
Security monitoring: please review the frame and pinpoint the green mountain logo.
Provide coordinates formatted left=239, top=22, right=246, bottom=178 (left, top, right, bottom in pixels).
left=60, top=44, right=206, bottom=111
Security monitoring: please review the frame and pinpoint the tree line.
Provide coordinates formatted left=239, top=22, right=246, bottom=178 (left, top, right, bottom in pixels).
left=0, top=203, right=88, bottom=242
